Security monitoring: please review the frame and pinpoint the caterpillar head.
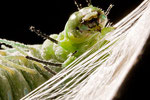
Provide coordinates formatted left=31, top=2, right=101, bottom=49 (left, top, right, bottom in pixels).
left=65, top=6, right=108, bottom=43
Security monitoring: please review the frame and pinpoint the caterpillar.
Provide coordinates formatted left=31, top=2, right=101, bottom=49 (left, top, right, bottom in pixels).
left=0, top=1, right=115, bottom=100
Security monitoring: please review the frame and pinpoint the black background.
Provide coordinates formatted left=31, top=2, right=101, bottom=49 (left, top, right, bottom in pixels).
left=1, top=0, right=149, bottom=100
left=0, top=0, right=143, bottom=44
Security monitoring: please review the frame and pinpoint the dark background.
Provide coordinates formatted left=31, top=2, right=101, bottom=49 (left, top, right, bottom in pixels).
left=0, top=0, right=143, bottom=44
left=1, top=0, right=149, bottom=100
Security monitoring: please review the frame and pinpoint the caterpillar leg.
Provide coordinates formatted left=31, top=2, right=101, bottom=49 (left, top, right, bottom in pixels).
left=71, top=50, right=78, bottom=56
left=43, top=66, right=57, bottom=75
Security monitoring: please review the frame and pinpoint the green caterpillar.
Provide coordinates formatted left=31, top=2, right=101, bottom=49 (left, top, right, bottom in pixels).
left=0, top=1, right=114, bottom=100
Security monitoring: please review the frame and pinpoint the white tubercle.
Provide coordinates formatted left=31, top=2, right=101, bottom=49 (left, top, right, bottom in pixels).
left=70, top=14, right=76, bottom=20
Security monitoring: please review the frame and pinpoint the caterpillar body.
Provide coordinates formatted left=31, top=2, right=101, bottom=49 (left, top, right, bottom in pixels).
left=0, top=3, right=114, bottom=100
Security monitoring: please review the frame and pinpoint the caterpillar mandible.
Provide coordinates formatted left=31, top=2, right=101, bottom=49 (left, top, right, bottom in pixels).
left=0, top=1, right=115, bottom=100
